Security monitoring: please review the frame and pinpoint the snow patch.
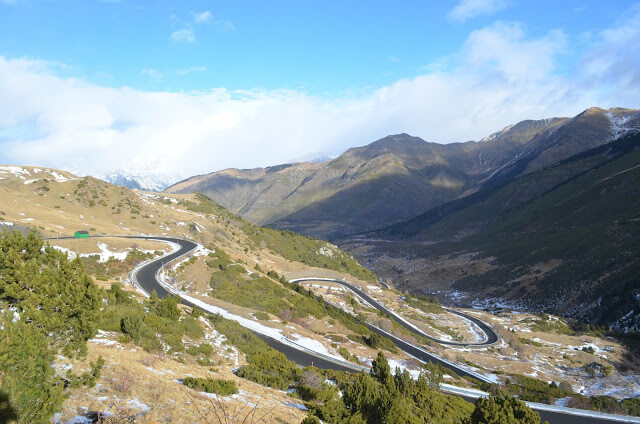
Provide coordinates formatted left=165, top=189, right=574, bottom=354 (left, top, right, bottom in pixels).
left=127, top=398, right=151, bottom=412
left=287, top=334, right=342, bottom=361
left=284, top=401, right=308, bottom=411
left=95, top=243, right=128, bottom=262
left=0, top=166, right=31, bottom=179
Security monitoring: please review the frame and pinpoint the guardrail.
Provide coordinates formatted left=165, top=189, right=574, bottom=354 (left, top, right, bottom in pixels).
left=289, top=277, right=495, bottom=384
left=370, top=324, right=494, bottom=384
left=439, top=384, right=640, bottom=423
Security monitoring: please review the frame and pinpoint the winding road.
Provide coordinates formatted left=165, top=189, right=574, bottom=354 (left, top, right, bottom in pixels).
left=290, top=277, right=498, bottom=347
left=49, top=235, right=640, bottom=424
left=127, top=236, right=363, bottom=373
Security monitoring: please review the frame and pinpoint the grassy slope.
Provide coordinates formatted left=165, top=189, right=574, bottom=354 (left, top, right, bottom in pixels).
left=0, top=170, right=375, bottom=282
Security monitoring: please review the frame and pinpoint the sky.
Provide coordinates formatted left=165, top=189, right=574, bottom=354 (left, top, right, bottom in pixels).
left=0, top=0, right=639, bottom=182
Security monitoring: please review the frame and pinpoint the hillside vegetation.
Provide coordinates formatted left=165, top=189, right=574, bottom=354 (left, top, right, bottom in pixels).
left=0, top=166, right=375, bottom=283
left=0, top=166, right=382, bottom=423
left=0, top=231, right=102, bottom=423
left=242, top=224, right=377, bottom=281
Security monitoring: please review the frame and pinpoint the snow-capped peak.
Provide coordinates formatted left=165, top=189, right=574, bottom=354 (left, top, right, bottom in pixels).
left=480, top=124, right=515, bottom=142
left=98, top=160, right=181, bottom=192
left=607, top=110, right=640, bottom=140
left=100, top=170, right=178, bottom=192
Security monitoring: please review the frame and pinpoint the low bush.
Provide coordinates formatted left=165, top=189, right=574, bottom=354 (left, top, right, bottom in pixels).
left=99, top=285, right=205, bottom=354
left=236, top=350, right=301, bottom=390
left=208, top=314, right=302, bottom=390
left=208, top=313, right=270, bottom=356
left=253, top=311, right=270, bottom=321
left=182, top=377, right=238, bottom=396
left=338, top=347, right=360, bottom=364
left=241, top=224, right=377, bottom=281
left=405, top=294, right=443, bottom=314
left=497, top=375, right=574, bottom=403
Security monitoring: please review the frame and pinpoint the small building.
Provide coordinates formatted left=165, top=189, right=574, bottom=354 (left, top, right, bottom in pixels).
left=74, top=230, right=90, bottom=239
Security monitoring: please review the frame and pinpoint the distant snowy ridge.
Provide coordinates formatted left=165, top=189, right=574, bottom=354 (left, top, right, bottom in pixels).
left=100, top=169, right=180, bottom=192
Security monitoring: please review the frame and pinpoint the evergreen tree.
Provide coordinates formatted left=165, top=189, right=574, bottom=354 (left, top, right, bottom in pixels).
left=470, top=394, right=545, bottom=424
left=343, top=373, right=384, bottom=423
left=0, top=230, right=104, bottom=423
left=154, top=294, right=181, bottom=321
left=371, top=351, right=395, bottom=391
left=0, top=229, right=101, bottom=356
left=0, top=316, right=65, bottom=424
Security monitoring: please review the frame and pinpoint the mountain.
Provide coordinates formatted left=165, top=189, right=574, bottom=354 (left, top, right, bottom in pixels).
left=167, top=107, right=638, bottom=241
left=100, top=166, right=180, bottom=192
left=167, top=106, right=640, bottom=327
left=342, top=128, right=640, bottom=328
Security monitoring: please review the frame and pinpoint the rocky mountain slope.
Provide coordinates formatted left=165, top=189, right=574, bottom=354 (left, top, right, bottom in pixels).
left=167, top=107, right=637, bottom=241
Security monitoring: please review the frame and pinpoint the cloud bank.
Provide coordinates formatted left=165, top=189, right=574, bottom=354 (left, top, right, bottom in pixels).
left=0, top=16, right=639, bottom=182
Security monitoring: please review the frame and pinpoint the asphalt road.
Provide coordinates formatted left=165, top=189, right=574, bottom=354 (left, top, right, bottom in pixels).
left=535, top=410, right=635, bottom=424
left=65, top=235, right=637, bottom=424
left=453, top=394, right=639, bottom=424
left=289, top=277, right=638, bottom=423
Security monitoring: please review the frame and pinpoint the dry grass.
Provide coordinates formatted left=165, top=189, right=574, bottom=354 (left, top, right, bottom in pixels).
left=185, top=390, right=276, bottom=424
left=57, top=334, right=306, bottom=424
left=50, top=238, right=169, bottom=254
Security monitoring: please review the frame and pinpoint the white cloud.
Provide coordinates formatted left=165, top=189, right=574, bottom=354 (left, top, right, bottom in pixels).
left=177, top=66, right=207, bottom=76
left=577, top=3, right=640, bottom=105
left=0, top=14, right=638, bottom=183
left=464, top=22, right=566, bottom=81
left=194, top=11, right=212, bottom=23
left=448, top=0, right=508, bottom=22
left=140, top=68, right=163, bottom=80
left=170, top=27, right=195, bottom=44
left=193, top=11, right=234, bottom=31
left=212, top=19, right=235, bottom=31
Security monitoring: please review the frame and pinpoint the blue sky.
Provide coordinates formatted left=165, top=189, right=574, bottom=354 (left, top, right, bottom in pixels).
left=0, top=0, right=639, bottom=181
left=0, top=0, right=629, bottom=93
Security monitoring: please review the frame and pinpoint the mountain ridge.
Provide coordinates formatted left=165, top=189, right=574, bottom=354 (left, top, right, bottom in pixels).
left=167, top=107, right=639, bottom=240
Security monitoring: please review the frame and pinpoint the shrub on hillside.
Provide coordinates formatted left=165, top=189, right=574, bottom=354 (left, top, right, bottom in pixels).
left=182, top=377, right=238, bottom=396
left=470, top=395, right=545, bottom=424
left=0, top=229, right=101, bottom=356
left=236, top=350, right=301, bottom=390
